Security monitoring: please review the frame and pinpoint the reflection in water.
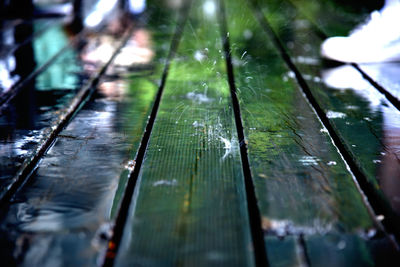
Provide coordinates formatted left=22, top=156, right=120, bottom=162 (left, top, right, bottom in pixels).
left=84, top=0, right=147, bottom=28
left=322, top=64, right=400, bottom=214
left=129, top=0, right=146, bottom=14
left=262, top=217, right=334, bottom=237
left=0, top=3, right=156, bottom=264
left=0, top=23, right=35, bottom=95
left=320, top=0, right=400, bottom=63
left=13, top=22, right=36, bottom=78
left=0, top=33, right=19, bottom=92
left=322, top=65, right=384, bottom=108
left=85, top=0, right=119, bottom=28
left=166, top=0, right=184, bottom=9
left=0, top=23, right=37, bottom=186
left=34, top=26, right=79, bottom=90
left=203, top=0, right=216, bottom=16
left=0, top=14, right=83, bottom=267
left=113, top=28, right=153, bottom=66
left=380, top=110, right=400, bottom=213
left=0, top=20, right=82, bottom=192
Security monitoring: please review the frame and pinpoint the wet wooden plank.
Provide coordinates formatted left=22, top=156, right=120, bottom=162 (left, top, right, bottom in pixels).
left=305, top=233, right=399, bottom=266
left=114, top=0, right=255, bottom=266
left=225, top=0, right=398, bottom=265
left=0, top=2, right=178, bottom=266
left=285, top=0, right=376, bottom=38
left=287, top=0, right=400, bottom=106
left=287, top=0, right=382, bottom=40
left=247, top=0, right=400, bottom=264
left=0, top=18, right=134, bottom=201
left=255, top=0, right=400, bottom=242
left=0, top=42, right=82, bottom=196
left=265, top=236, right=306, bottom=267
left=353, top=63, right=400, bottom=104
left=0, top=79, right=157, bottom=266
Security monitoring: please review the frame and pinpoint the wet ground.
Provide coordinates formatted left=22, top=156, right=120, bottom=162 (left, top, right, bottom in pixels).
left=0, top=0, right=400, bottom=266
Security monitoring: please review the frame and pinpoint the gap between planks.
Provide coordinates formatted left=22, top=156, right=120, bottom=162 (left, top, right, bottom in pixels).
left=218, top=0, right=269, bottom=266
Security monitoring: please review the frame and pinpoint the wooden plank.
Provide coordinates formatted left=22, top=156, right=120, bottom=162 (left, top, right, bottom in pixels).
left=265, top=236, right=306, bottom=267
left=305, top=233, right=400, bottom=266
left=0, top=45, right=81, bottom=195
left=287, top=0, right=381, bottom=39
left=0, top=6, right=161, bottom=204
left=114, top=0, right=255, bottom=265
left=0, top=19, right=132, bottom=198
left=287, top=0, right=400, bottom=107
left=247, top=2, right=396, bottom=264
left=225, top=0, right=398, bottom=265
left=0, top=19, right=133, bottom=201
left=256, top=0, right=400, bottom=240
left=0, top=3, right=178, bottom=266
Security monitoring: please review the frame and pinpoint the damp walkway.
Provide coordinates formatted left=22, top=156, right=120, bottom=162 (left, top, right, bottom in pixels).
left=1, top=0, right=400, bottom=266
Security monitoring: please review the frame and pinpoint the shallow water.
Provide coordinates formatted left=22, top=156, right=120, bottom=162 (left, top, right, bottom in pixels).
left=0, top=81, right=155, bottom=265
left=0, top=1, right=175, bottom=265
left=0, top=48, right=82, bottom=191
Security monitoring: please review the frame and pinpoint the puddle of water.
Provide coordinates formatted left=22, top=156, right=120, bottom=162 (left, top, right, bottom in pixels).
left=0, top=74, right=157, bottom=265
left=0, top=2, right=174, bottom=265
left=1, top=21, right=71, bottom=96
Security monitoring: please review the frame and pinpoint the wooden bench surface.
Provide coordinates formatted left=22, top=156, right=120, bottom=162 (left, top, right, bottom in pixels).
left=0, top=0, right=399, bottom=266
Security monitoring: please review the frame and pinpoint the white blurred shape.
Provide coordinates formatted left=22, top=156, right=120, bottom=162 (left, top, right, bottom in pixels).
left=321, top=1, right=400, bottom=63
left=321, top=64, right=383, bottom=109
left=85, top=0, right=118, bottom=27
left=203, top=1, right=216, bottom=16
left=129, top=0, right=146, bottom=14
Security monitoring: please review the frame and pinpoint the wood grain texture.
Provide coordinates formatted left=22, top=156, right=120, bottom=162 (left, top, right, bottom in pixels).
left=225, top=0, right=398, bottom=265
left=0, top=3, right=176, bottom=265
left=114, top=0, right=255, bottom=266
left=246, top=0, right=400, bottom=264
